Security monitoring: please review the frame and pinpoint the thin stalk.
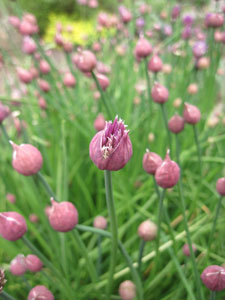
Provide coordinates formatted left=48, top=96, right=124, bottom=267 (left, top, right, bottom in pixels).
left=138, top=240, right=146, bottom=274
left=210, top=291, right=216, bottom=300
left=97, top=235, right=102, bottom=276
left=155, top=189, right=166, bottom=258
left=72, top=229, right=97, bottom=283
left=0, top=123, right=10, bottom=143
left=104, top=170, right=118, bottom=297
left=0, top=291, right=17, bottom=300
left=193, top=125, right=202, bottom=174
left=207, top=196, right=223, bottom=260
left=175, top=134, right=180, bottom=166
left=91, top=71, right=112, bottom=119
left=153, top=177, right=160, bottom=198
left=36, top=172, right=58, bottom=202
left=160, top=104, right=172, bottom=151
left=177, top=180, right=203, bottom=300
left=144, top=58, right=151, bottom=109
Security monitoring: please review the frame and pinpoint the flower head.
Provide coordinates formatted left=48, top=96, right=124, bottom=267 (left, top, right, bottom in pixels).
left=201, top=265, right=225, bottom=291
left=28, top=285, right=54, bottom=300
left=0, top=212, right=27, bottom=241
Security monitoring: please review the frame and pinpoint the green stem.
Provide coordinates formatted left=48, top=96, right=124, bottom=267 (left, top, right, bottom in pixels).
left=193, top=125, right=202, bottom=174
left=207, top=196, right=223, bottom=260
left=210, top=291, right=216, bottom=300
left=72, top=230, right=97, bottom=283
left=36, top=172, right=58, bottom=202
left=155, top=189, right=166, bottom=258
left=138, top=240, right=145, bottom=274
left=144, top=58, right=151, bottom=109
left=175, top=134, right=180, bottom=167
left=97, top=235, right=102, bottom=276
left=0, top=291, right=17, bottom=300
left=160, top=104, right=172, bottom=151
left=104, top=170, right=118, bottom=297
left=91, top=71, right=112, bottom=119
left=0, top=123, right=10, bottom=144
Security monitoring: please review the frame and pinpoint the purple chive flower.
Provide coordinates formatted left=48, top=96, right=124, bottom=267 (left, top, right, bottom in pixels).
left=201, top=265, right=225, bottom=291
left=10, top=254, right=27, bottom=276
left=89, top=116, right=132, bottom=171
left=171, top=5, right=181, bottom=20
left=192, top=41, right=207, bottom=58
left=182, top=26, right=192, bottom=40
left=0, top=212, right=27, bottom=241
left=136, top=17, right=145, bottom=30
left=183, top=15, right=194, bottom=26
left=163, top=25, right=173, bottom=36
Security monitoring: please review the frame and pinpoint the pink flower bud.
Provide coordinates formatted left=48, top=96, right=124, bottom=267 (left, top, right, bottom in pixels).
left=201, top=265, right=225, bottom=291
left=182, top=243, right=197, bottom=257
left=119, top=6, right=132, bottom=24
left=22, top=37, right=36, bottom=54
left=94, top=114, right=106, bottom=131
left=10, top=255, right=27, bottom=276
left=63, top=73, right=76, bottom=87
left=151, top=82, right=169, bottom=103
left=119, top=280, right=136, bottom=300
left=0, top=102, right=10, bottom=123
left=96, top=73, right=109, bottom=91
left=25, top=255, right=43, bottom=272
left=142, top=150, right=162, bottom=175
left=30, top=66, right=39, bottom=79
left=48, top=199, right=78, bottom=232
left=155, top=150, right=180, bottom=189
left=28, top=285, right=54, bottom=300
left=135, top=37, right=152, bottom=59
left=92, top=42, right=101, bottom=52
left=38, top=79, right=50, bottom=93
left=197, top=57, right=210, bottom=70
left=168, top=115, right=185, bottom=134
left=138, top=220, right=157, bottom=241
left=39, top=60, right=50, bottom=74
left=9, top=16, right=20, bottom=28
left=187, top=83, right=198, bottom=95
left=10, top=142, right=43, bottom=176
left=55, top=33, right=64, bottom=46
left=38, top=97, right=47, bottom=110
left=19, top=20, right=34, bottom=35
left=6, top=193, right=16, bottom=204
left=148, top=55, right=163, bottom=73
left=216, top=178, right=225, bottom=196
left=63, top=41, right=73, bottom=52
left=183, top=103, right=201, bottom=125
left=29, top=213, right=39, bottom=223
left=17, top=68, right=33, bottom=84
left=76, top=50, right=96, bottom=73
left=93, top=216, right=107, bottom=229
left=0, top=212, right=27, bottom=241
left=206, top=13, right=224, bottom=28
left=89, top=116, right=133, bottom=171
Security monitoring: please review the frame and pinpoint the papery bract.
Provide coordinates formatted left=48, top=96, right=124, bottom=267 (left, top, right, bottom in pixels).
left=142, top=150, right=162, bottom=175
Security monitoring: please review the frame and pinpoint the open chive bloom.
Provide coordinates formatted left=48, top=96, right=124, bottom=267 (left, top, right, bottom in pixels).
left=89, top=116, right=132, bottom=171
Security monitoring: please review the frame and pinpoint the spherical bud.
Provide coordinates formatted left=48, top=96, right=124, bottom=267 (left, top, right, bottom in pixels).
left=182, top=26, right=192, bottom=40
left=214, top=30, right=223, bottom=42
left=19, top=20, right=34, bottom=35
left=88, top=0, right=98, bottom=8
left=148, top=132, right=155, bottom=143
left=136, top=18, right=145, bottom=30
left=28, top=285, right=54, bottom=300
left=10, top=142, right=43, bottom=176
left=173, top=98, right=182, bottom=108
left=96, top=62, right=110, bottom=75
left=93, top=216, right=107, bottom=229
left=216, top=178, right=225, bottom=196
left=155, top=150, right=180, bottom=189
left=94, top=114, right=105, bottom=131
left=6, top=193, right=16, bottom=204
left=63, top=73, right=76, bottom=87
left=168, top=115, right=185, bottom=134
left=0, top=102, right=10, bottom=123
left=142, top=150, right=162, bottom=175
left=135, top=37, right=152, bottom=59
left=171, top=5, right=181, bottom=20
left=39, top=60, right=50, bottom=74
left=119, top=6, right=132, bottom=24
left=206, top=13, right=224, bottom=28
left=10, top=255, right=27, bottom=276
left=76, top=50, right=96, bottom=73
left=119, top=280, right=136, bottom=300
left=187, top=83, right=198, bottom=95
left=89, top=116, right=133, bottom=171
left=182, top=243, right=197, bottom=257
left=29, top=214, right=39, bottom=223
left=30, top=66, right=39, bottom=79
left=0, top=212, right=27, bottom=241
left=138, top=220, right=157, bottom=241
left=9, top=16, right=20, bottom=28
left=183, top=103, right=201, bottom=125
left=22, top=37, right=36, bottom=54
left=148, top=55, right=163, bottom=72
left=48, top=199, right=78, bottom=232
left=183, top=15, right=194, bottom=26
left=151, top=82, right=169, bottom=104
left=25, top=255, right=43, bottom=272
left=38, top=79, right=50, bottom=93
left=163, top=25, right=172, bottom=36
left=192, top=41, right=207, bottom=58
left=197, top=57, right=210, bottom=69
left=96, top=73, right=109, bottom=91
left=162, top=64, right=172, bottom=74
left=38, top=97, right=47, bottom=110
left=92, top=42, right=101, bottom=52
left=17, top=68, right=32, bottom=84
left=63, top=41, right=73, bottom=53
left=55, top=33, right=64, bottom=46
left=201, top=265, right=225, bottom=291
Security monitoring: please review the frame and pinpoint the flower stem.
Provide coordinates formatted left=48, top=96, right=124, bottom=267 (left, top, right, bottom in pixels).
left=138, top=240, right=146, bottom=274
left=0, top=291, right=17, bottom=300
left=207, top=196, right=223, bottom=260
left=72, top=229, right=97, bottom=283
left=36, top=172, right=59, bottom=202
left=97, top=235, right=103, bottom=276
left=144, top=58, right=151, bottom=109
left=210, top=291, right=216, bottom=300
left=192, top=125, right=202, bottom=174
left=104, top=170, right=118, bottom=297
left=160, top=104, right=172, bottom=151
left=91, top=71, right=112, bottom=119
left=175, top=134, right=180, bottom=166
left=0, top=123, right=10, bottom=144
left=155, top=189, right=166, bottom=258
